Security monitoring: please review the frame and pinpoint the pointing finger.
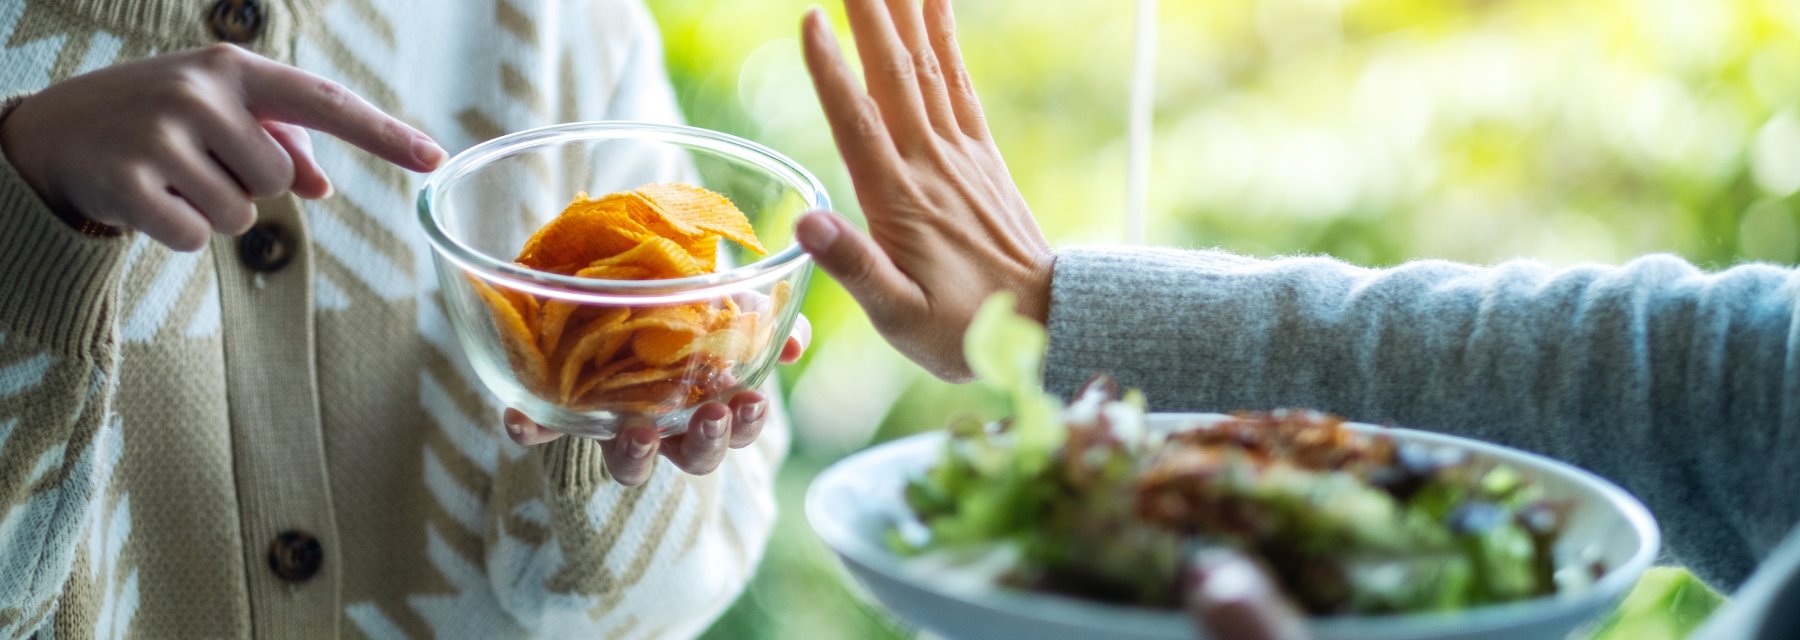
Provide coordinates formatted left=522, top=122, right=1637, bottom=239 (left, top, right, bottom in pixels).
left=234, top=51, right=444, bottom=172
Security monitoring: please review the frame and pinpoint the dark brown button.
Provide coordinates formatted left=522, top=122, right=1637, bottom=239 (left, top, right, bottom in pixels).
left=208, top=0, right=265, bottom=43
left=267, top=529, right=322, bottom=582
left=238, top=222, right=293, bottom=273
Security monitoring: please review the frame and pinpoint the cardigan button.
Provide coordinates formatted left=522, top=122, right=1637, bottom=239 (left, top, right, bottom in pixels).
left=208, top=0, right=265, bottom=44
left=238, top=222, right=294, bottom=273
left=267, top=530, right=323, bottom=582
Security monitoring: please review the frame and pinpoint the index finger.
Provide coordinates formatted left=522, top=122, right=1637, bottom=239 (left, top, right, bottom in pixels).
left=802, top=9, right=905, bottom=187
left=235, top=55, right=443, bottom=172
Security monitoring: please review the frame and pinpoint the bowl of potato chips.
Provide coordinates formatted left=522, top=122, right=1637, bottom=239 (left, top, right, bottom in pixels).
left=418, top=121, right=826, bottom=438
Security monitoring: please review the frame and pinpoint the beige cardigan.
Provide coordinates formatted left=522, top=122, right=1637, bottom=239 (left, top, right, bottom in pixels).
left=0, top=1, right=786, bottom=638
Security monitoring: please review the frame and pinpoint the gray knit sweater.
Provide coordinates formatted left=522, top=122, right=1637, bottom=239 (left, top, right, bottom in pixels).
left=1043, top=246, right=1800, bottom=637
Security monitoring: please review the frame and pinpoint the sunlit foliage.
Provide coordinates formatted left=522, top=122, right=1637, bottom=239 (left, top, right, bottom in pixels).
left=649, top=1, right=1785, bottom=637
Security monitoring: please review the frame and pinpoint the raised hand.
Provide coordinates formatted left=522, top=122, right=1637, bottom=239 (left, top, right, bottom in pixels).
left=796, top=0, right=1054, bottom=383
left=0, top=43, right=443, bottom=250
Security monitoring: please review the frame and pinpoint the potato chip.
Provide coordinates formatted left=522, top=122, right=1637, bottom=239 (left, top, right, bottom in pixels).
left=580, top=379, right=694, bottom=414
left=769, top=280, right=794, bottom=317
left=584, top=236, right=705, bottom=279
left=688, top=325, right=754, bottom=364
left=633, top=326, right=703, bottom=366
left=573, top=263, right=656, bottom=281
left=469, top=276, right=549, bottom=393
left=581, top=191, right=728, bottom=270
left=552, top=309, right=630, bottom=400
left=634, top=183, right=767, bottom=255
left=594, top=365, right=688, bottom=392
left=616, top=192, right=704, bottom=243
left=570, top=353, right=634, bottom=402
left=618, top=303, right=711, bottom=334
left=500, top=183, right=780, bottom=417
left=569, top=371, right=607, bottom=404
left=539, top=299, right=578, bottom=355
left=729, top=311, right=762, bottom=349
left=684, top=237, right=720, bottom=271
left=516, top=193, right=654, bottom=272
left=499, top=285, right=541, bottom=339
left=592, top=354, right=643, bottom=380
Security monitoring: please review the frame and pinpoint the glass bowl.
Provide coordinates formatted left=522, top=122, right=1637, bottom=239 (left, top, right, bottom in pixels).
left=419, top=121, right=826, bottom=439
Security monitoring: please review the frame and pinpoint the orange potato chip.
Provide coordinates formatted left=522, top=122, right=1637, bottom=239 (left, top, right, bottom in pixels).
left=592, top=354, right=644, bottom=380
left=731, top=309, right=762, bottom=337
left=539, top=299, right=578, bottom=355
left=497, top=285, right=541, bottom=339
left=759, top=279, right=797, bottom=349
left=469, top=276, right=549, bottom=393
left=636, top=325, right=751, bottom=368
left=593, top=365, right=690, bottom=392
left=617, top=303, right=711, bottom=334
left=581, top=191, right=729, bottom=271
left=769, top=280, right=794, bottom=317
left=634, top=183, right=766, bottom=255
left=552, top=309, right=630, bottom=401
left=683, top=237, right=720, bottom=271
left=516, top=193, right=655, bottom=272
left=615, top=192, right=705, bottom=243
left=633, top=326, right=704, bottom=366
left=689, top=325, right=755, bottom=364
left=583, top=236, right=705, bottom=279
left=580, top=379, right=694, bottom=414
left=569, top=372, right=606, bottom=404
left=500, top=183, right=778, bottom=416
left=569, top=353, right=639, bottom=402
left=573, top=263, right=656, bottom=281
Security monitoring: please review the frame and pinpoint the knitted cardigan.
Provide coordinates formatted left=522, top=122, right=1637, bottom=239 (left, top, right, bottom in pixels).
left=0, top=1, right=786, bottom=638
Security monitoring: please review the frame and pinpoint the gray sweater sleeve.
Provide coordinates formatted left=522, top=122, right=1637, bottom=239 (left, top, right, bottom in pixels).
left=1043, top=246, right=1800, bottom=594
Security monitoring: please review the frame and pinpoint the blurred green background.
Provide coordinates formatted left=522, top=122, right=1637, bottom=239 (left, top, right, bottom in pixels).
left=644, top=0, right=1797, bottom=637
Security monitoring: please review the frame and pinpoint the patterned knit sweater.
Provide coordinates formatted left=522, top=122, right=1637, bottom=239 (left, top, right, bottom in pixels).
left=0, top=1, right=787, bottom=638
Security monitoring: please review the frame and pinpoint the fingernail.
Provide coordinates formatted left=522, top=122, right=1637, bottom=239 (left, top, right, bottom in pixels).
left=504, top=416, right=524, bottom=438
left=628, top=435, right=654, bottom=459
left=737, top=402, right=766, bottom=425
left=320, top=178, right=335, bottom=199
left=413, top=136, right=446, bottom=169
left=796, top=213, right=838, bottom=250
left=701, top=414, right=727, bottom=439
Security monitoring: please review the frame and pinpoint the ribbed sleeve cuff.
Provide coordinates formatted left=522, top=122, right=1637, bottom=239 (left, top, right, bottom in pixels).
left=1043, top=245, right=1259, bottom=400
left=541, top=436, right=608, bottom=493
left=0, top=93, right=132, bottom=355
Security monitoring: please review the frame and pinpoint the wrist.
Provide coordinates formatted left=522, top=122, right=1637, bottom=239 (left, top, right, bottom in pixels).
left=1016, top=251, right=1056, bottom=327
left=53, top=208, right=123, bottom=237
left=0, top=94, right=116, bottom=237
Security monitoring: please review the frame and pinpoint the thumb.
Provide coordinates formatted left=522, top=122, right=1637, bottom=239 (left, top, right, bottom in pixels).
left=795, top=211, right=913, bottom=316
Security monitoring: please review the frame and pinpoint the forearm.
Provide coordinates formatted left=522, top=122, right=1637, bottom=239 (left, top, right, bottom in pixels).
left=0, top=94, right=134, bottom=634
left=1045, top=246, right=1800, bottom=590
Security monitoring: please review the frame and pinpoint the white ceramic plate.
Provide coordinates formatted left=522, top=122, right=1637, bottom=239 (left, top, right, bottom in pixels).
left=806, top=413, right=1660, bottom=640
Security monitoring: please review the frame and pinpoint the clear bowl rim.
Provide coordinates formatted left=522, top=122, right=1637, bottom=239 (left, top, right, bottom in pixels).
left=417, top=121, right=829, bottom=305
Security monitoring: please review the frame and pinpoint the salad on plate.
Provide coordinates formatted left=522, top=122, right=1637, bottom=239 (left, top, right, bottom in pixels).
left=888, top=295, right=1599, bottom=624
